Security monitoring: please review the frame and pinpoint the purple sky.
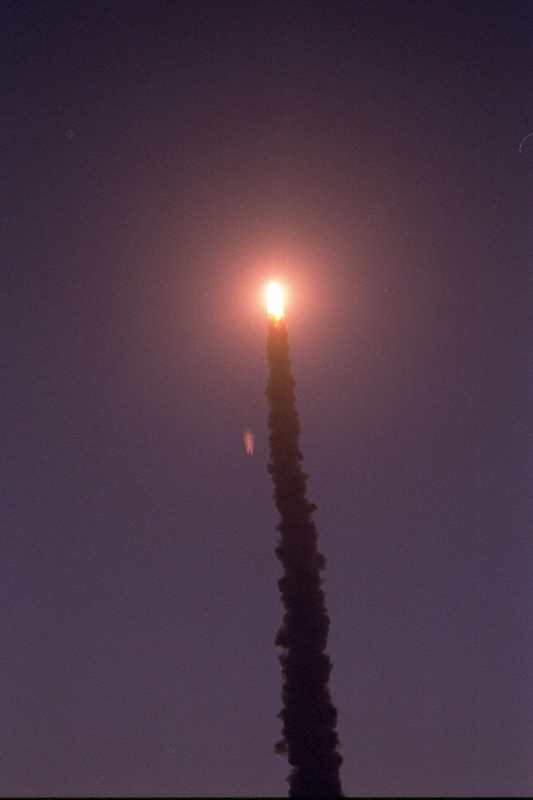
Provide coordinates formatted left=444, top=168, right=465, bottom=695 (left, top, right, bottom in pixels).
left=1, top=1, right=532, bottom=796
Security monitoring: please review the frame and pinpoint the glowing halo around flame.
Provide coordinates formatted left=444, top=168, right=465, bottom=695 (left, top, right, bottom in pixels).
left=266, top=281, right=285, bottom=319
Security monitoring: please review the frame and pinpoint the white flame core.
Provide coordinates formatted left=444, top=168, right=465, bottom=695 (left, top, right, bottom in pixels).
left=266, top=282, right=284, bottom=318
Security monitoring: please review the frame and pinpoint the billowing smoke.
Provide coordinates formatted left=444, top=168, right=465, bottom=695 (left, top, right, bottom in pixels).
left=265, top=314, right=343, bottom=798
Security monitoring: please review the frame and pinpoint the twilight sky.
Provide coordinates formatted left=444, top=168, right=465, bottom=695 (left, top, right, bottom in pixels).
left=1, top=1, right=532, bottom=796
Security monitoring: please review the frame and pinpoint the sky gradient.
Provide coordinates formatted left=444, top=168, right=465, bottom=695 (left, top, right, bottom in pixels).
left=1, top=1, right=532, bottom=796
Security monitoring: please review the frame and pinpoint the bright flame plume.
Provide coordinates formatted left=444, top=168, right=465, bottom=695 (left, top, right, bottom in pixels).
left=266, top=282, right=285, bottom=319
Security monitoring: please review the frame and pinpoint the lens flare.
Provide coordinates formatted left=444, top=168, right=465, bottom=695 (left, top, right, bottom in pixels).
left=243, top=428, right=255, bottom=454
left=266, top=282, right=284, bottom=319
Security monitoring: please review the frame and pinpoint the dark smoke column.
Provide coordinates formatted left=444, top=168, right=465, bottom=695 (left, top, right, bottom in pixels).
left=265, top=283, right=343, bottom=798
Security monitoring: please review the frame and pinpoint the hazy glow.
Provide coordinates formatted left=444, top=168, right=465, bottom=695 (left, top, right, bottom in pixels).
left=266, top=282, right=284, bottom=318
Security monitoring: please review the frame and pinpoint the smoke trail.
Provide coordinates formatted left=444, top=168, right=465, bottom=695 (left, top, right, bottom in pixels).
left=266, top=314, right=343, bottom=798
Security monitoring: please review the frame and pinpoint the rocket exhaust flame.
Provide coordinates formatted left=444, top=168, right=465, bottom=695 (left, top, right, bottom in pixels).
left=266, top=281, right=285, bottom=319
left=265, top=293, right=343, bottom=797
